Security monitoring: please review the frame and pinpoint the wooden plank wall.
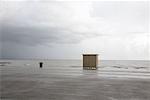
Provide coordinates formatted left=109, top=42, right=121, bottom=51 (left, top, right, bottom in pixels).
left=83, top=55, right=98, bottom=69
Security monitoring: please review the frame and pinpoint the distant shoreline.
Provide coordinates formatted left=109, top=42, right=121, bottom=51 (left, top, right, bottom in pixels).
left=0, top=59, right=150, bottom=61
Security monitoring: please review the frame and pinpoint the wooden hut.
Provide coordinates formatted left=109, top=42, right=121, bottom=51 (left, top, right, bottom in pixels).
left=83, top=54, right=98, bottom=70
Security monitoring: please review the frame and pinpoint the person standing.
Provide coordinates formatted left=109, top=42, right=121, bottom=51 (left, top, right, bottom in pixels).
left=39, top=62, right=43, bottom=68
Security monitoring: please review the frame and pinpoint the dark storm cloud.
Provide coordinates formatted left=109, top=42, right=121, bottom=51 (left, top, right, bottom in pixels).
left=1, top=23, right=82, bottom=46
left=1, top=1, right=148, bottom=46
left=0, top=1, right=113, bottom=47
left=0, top=1, right=86, bottom=46
left=0, top=0, right=149, bottom=59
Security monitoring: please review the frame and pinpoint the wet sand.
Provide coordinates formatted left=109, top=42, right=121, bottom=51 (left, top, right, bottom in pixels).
left=1, top=60, right=150, bottom=100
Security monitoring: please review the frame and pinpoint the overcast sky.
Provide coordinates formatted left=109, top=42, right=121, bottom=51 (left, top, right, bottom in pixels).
left=0, top=0, right=149, bottom=60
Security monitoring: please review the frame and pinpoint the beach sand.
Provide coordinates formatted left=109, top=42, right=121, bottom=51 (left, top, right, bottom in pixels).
left=1, top=60, right=150, bottom=100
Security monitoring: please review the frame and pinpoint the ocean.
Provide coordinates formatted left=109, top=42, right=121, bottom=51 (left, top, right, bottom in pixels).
left=1, top=60, right=150, bottom=100
left=1, top=60, right=150, bottom=78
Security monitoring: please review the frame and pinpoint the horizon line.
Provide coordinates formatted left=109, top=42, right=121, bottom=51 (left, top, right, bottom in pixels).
left=0, top=58, right=150, bottom=61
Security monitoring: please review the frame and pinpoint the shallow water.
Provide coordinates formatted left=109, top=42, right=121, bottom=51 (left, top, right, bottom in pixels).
left=0, top=60, right=150, bottom=100
left=1, top=59, right=150, bottom=68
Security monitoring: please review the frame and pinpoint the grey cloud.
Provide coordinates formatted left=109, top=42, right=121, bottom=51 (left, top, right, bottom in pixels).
left=0, top=1, right=149, bottom=59
left=0, top=1, right=110, bottom=47
left=1, top=23, right=84, bottom=46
